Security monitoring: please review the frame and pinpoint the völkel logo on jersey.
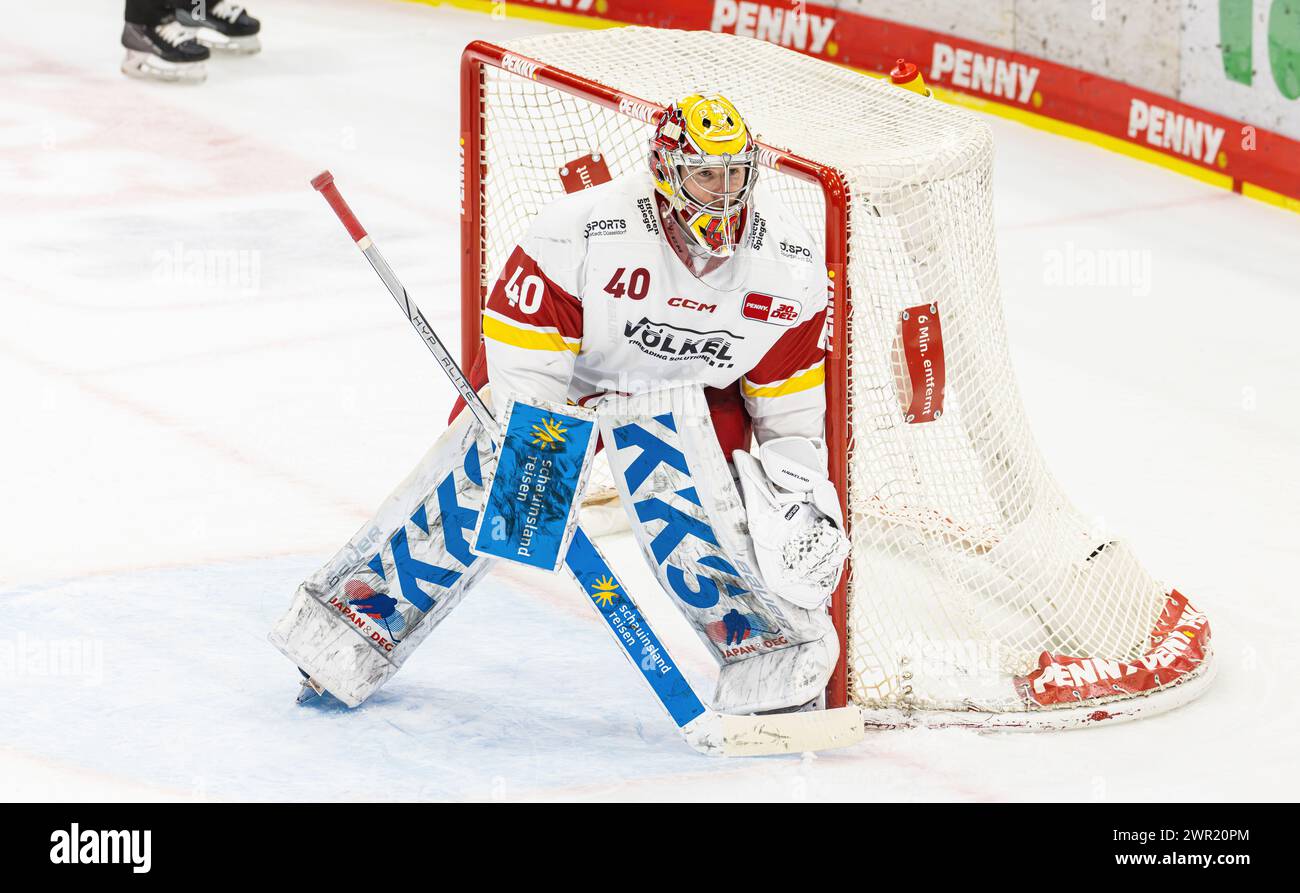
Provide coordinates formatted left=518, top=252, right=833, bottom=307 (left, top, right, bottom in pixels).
left=741, top=293, right=802, bottom=327
left=624, top=318, right=742, bottom=369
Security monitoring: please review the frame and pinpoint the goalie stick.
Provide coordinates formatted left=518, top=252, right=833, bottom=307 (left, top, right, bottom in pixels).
left=308, top=170, right=865, bottom=757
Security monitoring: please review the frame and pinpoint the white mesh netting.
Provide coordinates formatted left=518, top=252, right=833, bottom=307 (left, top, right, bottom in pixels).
left=465, top=28, right=1210, bottom=723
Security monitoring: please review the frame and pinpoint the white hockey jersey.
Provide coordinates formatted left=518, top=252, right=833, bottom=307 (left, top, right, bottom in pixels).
left=482, top=172, right=829, bottom=444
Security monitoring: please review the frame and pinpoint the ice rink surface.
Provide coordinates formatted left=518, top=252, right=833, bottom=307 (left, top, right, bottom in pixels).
left=3, top=0, right=1298, bottom=801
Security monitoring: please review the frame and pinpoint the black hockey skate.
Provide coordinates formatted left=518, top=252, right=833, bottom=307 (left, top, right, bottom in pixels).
left=121, top=17, right=209, bottom=84
left=175, top=2, right=262, bottom=55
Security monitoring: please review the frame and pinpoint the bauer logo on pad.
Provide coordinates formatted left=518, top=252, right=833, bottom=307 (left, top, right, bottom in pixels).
left=472, top=399, right=598, bottom=573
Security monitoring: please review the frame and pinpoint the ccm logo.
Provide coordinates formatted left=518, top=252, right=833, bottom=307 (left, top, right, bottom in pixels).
left=668, top=297, right=717, bottom=313
left=741, top=293, right=802, bottom=327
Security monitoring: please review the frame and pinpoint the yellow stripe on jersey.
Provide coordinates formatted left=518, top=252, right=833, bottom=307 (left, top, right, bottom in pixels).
left=483, top=315, right=581, bottom=354
left=742, top=362, right=825, bottom=399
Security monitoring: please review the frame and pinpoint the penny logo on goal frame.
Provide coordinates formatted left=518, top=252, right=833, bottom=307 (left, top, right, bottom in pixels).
left=501, top=52, right=540, bottom=80
left=755, top=145, right=786, bottom=171
left=618, top=96, right=661, bottom=123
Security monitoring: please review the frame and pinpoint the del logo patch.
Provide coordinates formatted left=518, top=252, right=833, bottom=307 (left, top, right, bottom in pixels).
left=741, top=292, right=801, bottom=326
left=472, top=399, right=597, bottom=572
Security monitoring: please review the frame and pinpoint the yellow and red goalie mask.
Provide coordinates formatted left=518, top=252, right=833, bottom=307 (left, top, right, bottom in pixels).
left=650, top=94, right=758, bottom=257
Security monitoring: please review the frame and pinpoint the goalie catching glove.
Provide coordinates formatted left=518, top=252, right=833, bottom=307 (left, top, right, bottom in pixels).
left=733, top=437, right=850, bottom=609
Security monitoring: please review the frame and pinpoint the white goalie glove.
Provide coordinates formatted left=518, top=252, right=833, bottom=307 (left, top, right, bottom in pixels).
left=733, top=436, right=850, bottom=610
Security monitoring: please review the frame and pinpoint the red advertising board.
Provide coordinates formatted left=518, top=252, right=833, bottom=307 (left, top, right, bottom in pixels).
left=484, top=0, right=1299, bottom=208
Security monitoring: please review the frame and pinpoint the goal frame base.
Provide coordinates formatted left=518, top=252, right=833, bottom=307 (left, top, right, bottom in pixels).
left=858, top=646, right=1217, bottom=731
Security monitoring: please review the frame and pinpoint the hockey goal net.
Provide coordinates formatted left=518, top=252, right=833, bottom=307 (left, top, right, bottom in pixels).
left=460, top=28, right=1214, bottom=729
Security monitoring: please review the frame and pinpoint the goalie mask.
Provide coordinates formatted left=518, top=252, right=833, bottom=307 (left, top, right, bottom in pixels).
left=650, top=93, right=758, bottom=257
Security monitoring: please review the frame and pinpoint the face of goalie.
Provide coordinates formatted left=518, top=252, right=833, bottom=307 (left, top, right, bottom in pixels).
left=672, top=160, right=754, bottom=256
left=679, top=162, right=750, bottom=208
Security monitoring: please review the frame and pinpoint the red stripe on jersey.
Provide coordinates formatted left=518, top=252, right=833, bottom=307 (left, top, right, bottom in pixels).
left=745, top=308, right=827, bottom=385
left=485, top=245, right=583, bottom=339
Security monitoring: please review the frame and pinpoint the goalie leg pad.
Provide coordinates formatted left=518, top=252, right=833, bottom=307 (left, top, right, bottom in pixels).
left=597, top=385, right=839, bottom=714
left=269, top=403, right=497, bottom=707
left=712, top=608, right=838, bottom=714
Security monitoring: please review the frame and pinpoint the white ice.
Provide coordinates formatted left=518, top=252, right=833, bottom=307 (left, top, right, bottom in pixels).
left=2, top=0, right=1297, bottom=801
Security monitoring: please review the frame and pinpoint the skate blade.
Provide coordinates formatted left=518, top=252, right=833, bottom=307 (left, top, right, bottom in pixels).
left=121, top=51, right=207, bottom=84
left=193, top=28, right=262, bottom=54
left=296, top=675, right=327, bottom=705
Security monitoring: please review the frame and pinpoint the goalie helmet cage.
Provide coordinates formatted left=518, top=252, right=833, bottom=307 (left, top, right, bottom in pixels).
left=459, top=28, right=1215, bottom=730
